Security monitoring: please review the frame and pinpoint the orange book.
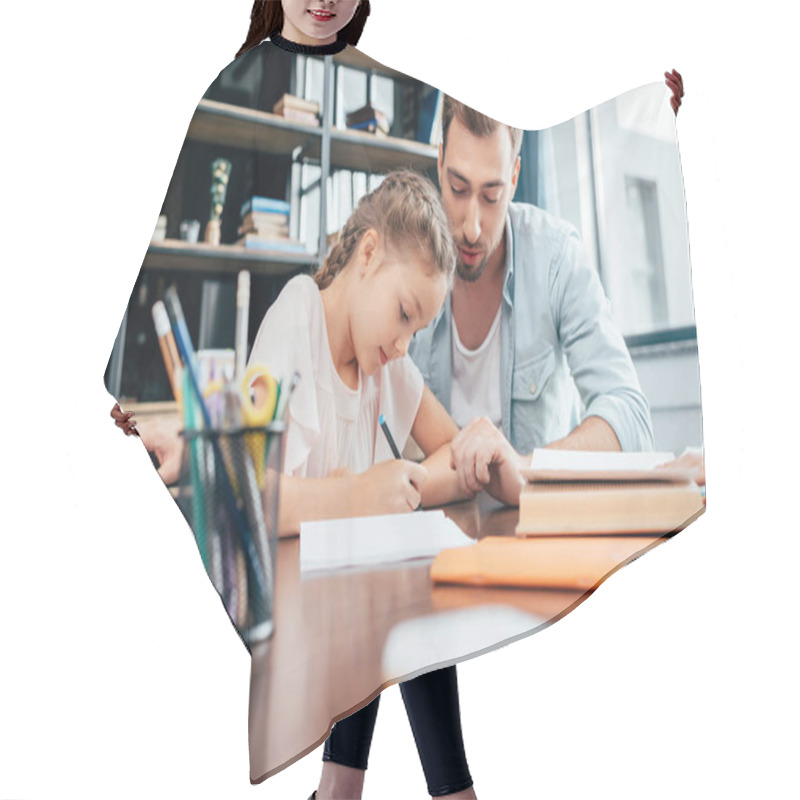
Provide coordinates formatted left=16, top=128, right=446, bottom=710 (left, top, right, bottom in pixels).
left=430, top=535, right=663, bottom=590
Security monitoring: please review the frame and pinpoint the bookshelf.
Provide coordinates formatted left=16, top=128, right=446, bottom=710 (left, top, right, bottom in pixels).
left=107, top=45, right=439, bottom=401
left=144, top=239, right=318, bottom=276
left=329, top=125, right=437, bottom=172
left=188, top=98, right=323, bottom=155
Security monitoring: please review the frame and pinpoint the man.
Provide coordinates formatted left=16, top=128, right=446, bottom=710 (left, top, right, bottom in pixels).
left=315, top=95, right=659, bottom=800
left=409, top=95, right=655, bottom=505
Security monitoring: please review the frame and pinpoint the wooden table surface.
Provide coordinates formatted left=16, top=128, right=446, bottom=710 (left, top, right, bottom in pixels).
left=248, top=496, right=665, bottom=783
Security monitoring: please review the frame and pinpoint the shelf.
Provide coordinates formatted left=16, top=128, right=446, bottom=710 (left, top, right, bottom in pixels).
left=144, top=239, right=319, bottom=276
left=188, top=99, right=323, bottom=156
left=330, top=126, right=437, bottom=172
left=186, top=100, right=437, bottom=173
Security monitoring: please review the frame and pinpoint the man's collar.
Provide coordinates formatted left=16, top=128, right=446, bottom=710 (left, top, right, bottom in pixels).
left=502, top=212, right=515, bottom=302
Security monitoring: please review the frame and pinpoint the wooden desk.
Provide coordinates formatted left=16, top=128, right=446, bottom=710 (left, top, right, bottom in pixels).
left=248, top=496, right=665, bottom=783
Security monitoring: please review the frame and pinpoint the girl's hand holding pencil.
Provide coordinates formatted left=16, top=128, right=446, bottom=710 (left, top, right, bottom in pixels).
left=350, top=459, right=428, bottom=514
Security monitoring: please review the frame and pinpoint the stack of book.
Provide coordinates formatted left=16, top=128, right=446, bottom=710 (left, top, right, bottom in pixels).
left=236, top=197, right=307, bottom=255
left=272, top=93, right=320, bottom=126
left=516, top=450, right=705, bottom=536
left=346, top=103, right=390, bottom=137
left=429, top=449, right=704, bottom=591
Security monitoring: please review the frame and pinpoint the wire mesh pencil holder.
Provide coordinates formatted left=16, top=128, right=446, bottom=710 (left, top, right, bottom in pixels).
left=178, top=422, right=285, bottom=645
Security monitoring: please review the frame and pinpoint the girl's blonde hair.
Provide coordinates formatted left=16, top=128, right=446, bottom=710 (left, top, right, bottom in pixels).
left=314, top=169, right=456, bottom=291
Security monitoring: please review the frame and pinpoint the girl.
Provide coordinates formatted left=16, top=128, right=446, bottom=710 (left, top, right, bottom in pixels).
left=249, top=167, right=477, bottom=799
left=250, top=169, right=468, bottom=534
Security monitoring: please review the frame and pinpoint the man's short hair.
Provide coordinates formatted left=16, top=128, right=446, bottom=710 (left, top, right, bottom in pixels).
left=441, top=95, right=524, bottom=162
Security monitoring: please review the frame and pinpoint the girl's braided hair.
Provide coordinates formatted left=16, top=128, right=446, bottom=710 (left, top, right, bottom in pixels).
left=314, top=169, right=456, bottom=291
left=236, top=1, right=371, bottom=59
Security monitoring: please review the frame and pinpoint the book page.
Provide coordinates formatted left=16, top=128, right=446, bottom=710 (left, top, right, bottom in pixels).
left=524, top=449, right=693, bottom=483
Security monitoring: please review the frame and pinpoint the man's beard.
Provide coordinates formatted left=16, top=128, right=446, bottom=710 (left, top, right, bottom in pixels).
left=456, top=248, right=489, bottom=282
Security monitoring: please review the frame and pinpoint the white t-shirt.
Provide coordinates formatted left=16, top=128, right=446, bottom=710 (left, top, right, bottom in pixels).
left=450, top=297, right=503, bottom=430
left=248, top=275, right=424, bottom=478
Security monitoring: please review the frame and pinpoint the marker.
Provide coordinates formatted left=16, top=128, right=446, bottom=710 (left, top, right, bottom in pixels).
left=378, top=413, right=402, bottom=459
left=234, top=270, right=250, bottom=382
left=151, top=300, right=182, bottom=403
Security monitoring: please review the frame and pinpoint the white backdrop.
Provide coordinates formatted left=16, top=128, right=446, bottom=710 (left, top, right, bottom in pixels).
left=2, top=1, right=798, bottom=798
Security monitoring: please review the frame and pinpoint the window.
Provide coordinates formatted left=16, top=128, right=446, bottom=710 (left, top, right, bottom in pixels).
left=624, top=176, right=668, bottom=331
left=540, top=83, right=695, bottom=339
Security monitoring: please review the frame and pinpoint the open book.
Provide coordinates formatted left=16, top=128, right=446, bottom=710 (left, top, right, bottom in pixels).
left=521, top=448, right=694, bottom=483
left=517, top=450, right=704, bottom=536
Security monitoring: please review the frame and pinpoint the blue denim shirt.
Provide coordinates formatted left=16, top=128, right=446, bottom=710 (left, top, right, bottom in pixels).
left=409, top=203, right=654, bottom=454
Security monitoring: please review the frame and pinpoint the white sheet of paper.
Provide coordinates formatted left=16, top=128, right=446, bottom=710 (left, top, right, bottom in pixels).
left=300, top=510, right=474, bottom=573
left=523, top=449, right=692, bottom=482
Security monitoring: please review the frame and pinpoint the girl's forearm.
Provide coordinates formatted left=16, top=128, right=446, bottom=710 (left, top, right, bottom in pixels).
left=277, top=474, right=356, bottom=537
left=419, top=443, right=472, bottom=508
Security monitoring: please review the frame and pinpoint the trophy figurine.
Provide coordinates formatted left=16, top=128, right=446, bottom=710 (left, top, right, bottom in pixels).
left=204, top=157, right=232, bottom=246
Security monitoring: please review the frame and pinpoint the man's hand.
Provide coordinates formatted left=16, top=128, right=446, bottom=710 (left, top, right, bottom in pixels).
left=449, top=417, right=525, bottom=506
left=665, top=69, right=684, bottom=115
left=112, top=403, right=185, bottom=483
left=141, top=416, right=184, bottom=484
left=112, top=407, right=183, bottom=485
left=660, top=449, right=705, bottom=486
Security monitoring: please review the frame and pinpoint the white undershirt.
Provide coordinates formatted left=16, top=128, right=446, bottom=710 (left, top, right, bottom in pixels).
left=450, top=298, right=503, bottom=430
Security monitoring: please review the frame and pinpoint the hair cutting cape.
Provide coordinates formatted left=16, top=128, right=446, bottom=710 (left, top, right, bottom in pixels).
left=105, top=37, right=703, bottom=783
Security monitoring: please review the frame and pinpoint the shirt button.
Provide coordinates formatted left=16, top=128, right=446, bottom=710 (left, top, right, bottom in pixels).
left=529, top=382, right=537, bottom=395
